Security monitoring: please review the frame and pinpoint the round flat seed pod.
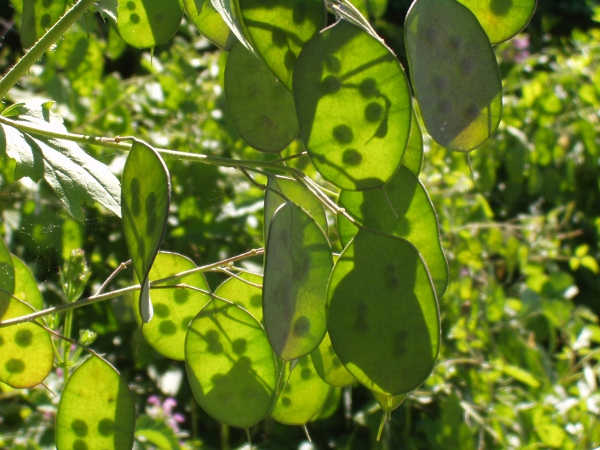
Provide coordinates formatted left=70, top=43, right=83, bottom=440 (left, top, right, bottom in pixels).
left=237, top=0, right=326, bottom=90
left=133, top=252, right=211, bottom=361
left=12, top=256, right=43, bottom=310
left=225, top=42, right=299, bottom=153
left=327, top=229, right=440, bottom=395
left=457, top=0, right=536, bottom=44
left=405, top=0, right=502, bottom=151
left=311, top=332, right=356, bottom=387
left=214, top=272, right=263, bottom=322
left=21, top=0, right=66, bottom=48
left=56, top=356, right=135, bottom=450
left=401, top=108, right=424, bottom=176
left=294, top=20, right=411, bottom=190
left=117, top=0, right=183, bottom=48
left=271, top=355, right=330, bottom=425
left=373, top=391, right=407, bottom=412
left=184, top=0, right=236, bottom=50
left=338, top=166, right=448, bottom=298
left=263, top=175, right=328, bottom=243
left=0, top=291, right=53, bottom=388
left=185, top=299, right=276, bottom=429
left=263, top=202, right=333, bottom=361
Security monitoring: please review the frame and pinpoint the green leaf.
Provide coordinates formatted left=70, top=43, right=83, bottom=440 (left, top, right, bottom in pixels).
left=0, top=292, right=53, bottom=388
left=263, top=175, right=328, bottom=243
left=185, top=299, right=277, bottom=428
left=405, top=0, right=502, bottom=151
left=271, top=355, right=330, bottom=425
left=372, top=391, right=406, bottom=412
left=122, top=140, right=171, bottom=323
left=310, top=332, right=356, bottom=387
left=56, top=356, right=136, bottom=450
left=294, top=20, right=411, bottom=190
left=327, top=229, right=440, bottom=395
left=401, top=108, right=424, bottom=176
left=338, top=166, right=448, bottom=298
left=263, top=202, right=333, bottom=361
left=212, top=0, right=255, bottom=52
left=183, top=0, right=236, bottom=50
left=12, top=255, right=43, bottom=311
left=457, top=0, right=537, bottom=44
left=224, top=42, right=299, bottom=153
left=116, top=0, right=183, bottom=48
left=0, top=104, right=121, bottom=221
left=214, top=271, right=263, bottom=322
left=237, top=0, right=326, bottom=91
left=20, top=0, right=66, bottom=48
left=133, top=252, right=211, bottom=360
left=499, top=363, right=540, bottom=388
left=135, top=415, right=181, bottom=450
left=0, top=237, right=15, bottom=295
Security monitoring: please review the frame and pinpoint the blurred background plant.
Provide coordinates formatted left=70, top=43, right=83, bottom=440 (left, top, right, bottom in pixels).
left=0, top=0, right=600, bottom=448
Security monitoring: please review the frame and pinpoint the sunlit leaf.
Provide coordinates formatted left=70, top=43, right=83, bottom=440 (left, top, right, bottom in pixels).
left=401, top=108, right=424, bottom=176
left=12, top=255, right=43, bottom=310
left=133, top=252, right=211, bottom=360
left=116, top=0, right=183, bottom=48
left=56, top=356, right=135, bottom=450
left=212, top=0, right=254, bottom=52
left=327, top=229, right=440, bottom=395
left=0, top=292, right=53, bottom=388
left=271, top=355, right=330, bottom=425
left=405, top=0, right=502, bottom=151
left=457, top=0, right=536, bottom=44
left=122, top=140, right=171, bottom=323
left=225, top=42, right=299, bottom=153
left=310, top=332, right=356, bottom=387
left=214, top=271, right=263, bottom=322
left=20, top=0, right=66, bottom=48
left=338, top=166, right=448, bottom=297
left=263, top=175, right=328, bottom=243
left=294, top=20, right=411, bottom=190
left=237, top=0, right=326, bottom=90
left=185, top=299, right=276, bottom=428
left=184, top=0, right=236, bottom=50
left=0, top=103, right=121, bottom=221
left=263, top=202, right=332, bottom=360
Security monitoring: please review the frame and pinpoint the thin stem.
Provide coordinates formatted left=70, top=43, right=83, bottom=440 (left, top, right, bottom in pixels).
left=95, top=260, right=131, bottom=295
left=0, top=0, right=97, bottom=99
left=0, top=248, right=264, bottom=327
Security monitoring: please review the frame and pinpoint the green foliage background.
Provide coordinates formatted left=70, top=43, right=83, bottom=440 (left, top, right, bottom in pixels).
left=0, top=0, right=600, bottom=449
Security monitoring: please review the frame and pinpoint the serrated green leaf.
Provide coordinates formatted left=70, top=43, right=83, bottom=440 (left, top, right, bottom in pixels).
left=0, top=292, right=53, bottom=388
left=294, top=20, right=411, bottom=190
left=263, top=175, right=328, bottom=243
left=122, top=140, right=171, bottom=323
left=224, top=42, right=299, bottom=153
left=116, top=0, right=183, bottom=48
left=271, top=355, right=330, bottom=425
left=133, top=252, right=211, bottom=360
left=237, top=0, right=326, bottom=91
left=338, top=166, right=448, bottom=297
left=214, top=271, right=263, bottom=322
left=56, top=356, right=136, bottom=450
left=310, top=332, right=356, bottom=387
left=12, top=255, right=43, bottom=310
left=327, top=229, right=440, bottom=395
left=263, top=202, right=333, bottom=361
left=405, top=0, right=502, bottom=151
left=21, top=0, right=66, bottom=48
left=185, top=299, right=276, bottom=428
left=0, top=237, right=15, bottom=295
left=457, top=0, right=536, bottom=44
left=0, top=105, right=121, bottom=221
left=184, top=0, right=236, bottom=50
